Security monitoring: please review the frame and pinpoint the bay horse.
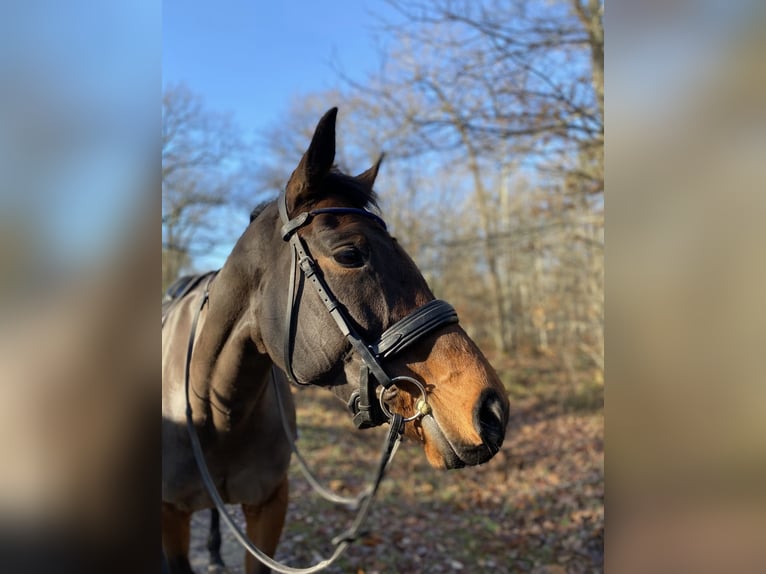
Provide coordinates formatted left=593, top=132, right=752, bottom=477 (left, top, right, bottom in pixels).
left=162, top=108, right=510, bottom=574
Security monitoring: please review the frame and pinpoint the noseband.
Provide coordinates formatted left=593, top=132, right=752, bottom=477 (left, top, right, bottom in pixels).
left=278, top=191, right=459, bottom=429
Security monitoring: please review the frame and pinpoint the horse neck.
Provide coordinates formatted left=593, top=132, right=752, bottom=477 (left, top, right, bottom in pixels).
left=190, top=264, right=272, bottom=435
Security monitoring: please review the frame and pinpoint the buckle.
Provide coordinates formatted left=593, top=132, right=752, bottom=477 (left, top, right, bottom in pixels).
left=299, top=256, right=316, bottom=276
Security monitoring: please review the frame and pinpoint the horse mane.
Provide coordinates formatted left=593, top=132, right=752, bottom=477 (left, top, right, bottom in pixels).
left=249, top=201, right=272, bottom=223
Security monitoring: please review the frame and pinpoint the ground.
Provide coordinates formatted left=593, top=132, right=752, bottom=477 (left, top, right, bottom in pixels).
left=188, top=361, right=604, bottom=574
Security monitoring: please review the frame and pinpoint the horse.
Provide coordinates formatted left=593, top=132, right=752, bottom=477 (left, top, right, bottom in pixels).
left=162, top=107, right=510, bottom=574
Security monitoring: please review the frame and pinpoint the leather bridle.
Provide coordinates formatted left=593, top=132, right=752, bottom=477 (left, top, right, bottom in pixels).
left=179, top=192, right=461, bottom=573
left=277, top=189, right=459, bottom=429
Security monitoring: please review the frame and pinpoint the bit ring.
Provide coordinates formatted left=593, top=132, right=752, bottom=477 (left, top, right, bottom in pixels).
left=378, top=376, right=430, bottom=423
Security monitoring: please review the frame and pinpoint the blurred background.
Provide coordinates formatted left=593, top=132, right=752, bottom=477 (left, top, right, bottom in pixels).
left=1, top=0, right=764, bottom=572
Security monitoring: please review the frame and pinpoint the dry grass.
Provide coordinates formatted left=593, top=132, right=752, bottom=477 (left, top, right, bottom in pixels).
left=189, top=368, right=604, bottom=573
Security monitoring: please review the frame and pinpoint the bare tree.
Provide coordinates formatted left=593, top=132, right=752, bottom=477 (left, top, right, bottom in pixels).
left=250, top=0, right=605, bottom=379
left=162, top=84, right=251, bottom=291
left=342, top=0, right=605, bottom=373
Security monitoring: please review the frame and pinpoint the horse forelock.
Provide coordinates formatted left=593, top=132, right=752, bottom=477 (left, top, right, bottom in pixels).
left=284, top=168, right=378, bottom=215
left=249, top=166, right=379, bottom=231
left=323, top=168, right=379, bottom=210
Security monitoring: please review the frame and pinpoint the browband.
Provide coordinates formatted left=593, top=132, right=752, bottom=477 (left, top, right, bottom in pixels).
left=281, top=207, right=386, bottom=240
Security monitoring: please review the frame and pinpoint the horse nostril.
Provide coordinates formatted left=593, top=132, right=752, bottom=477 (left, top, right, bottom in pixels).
left=475, top=391, right=508, bottom=452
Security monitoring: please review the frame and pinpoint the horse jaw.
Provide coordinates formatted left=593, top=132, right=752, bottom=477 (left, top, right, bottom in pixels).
left=418, top=415, right=466, bottom=469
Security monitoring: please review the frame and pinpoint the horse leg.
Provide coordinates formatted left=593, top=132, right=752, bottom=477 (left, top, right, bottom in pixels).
left=162, top=502, right=194, bottom=574
left=241, top=476, right=289, bottom=574
left=207, top=508, right=226, bottom=572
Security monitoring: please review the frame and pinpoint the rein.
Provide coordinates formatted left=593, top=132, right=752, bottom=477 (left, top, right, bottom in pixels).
left=182, top=193, right=460, bottom=573
left=183, top=282, right=404, bottom=574
left=271, top=368, right=371, bottom=509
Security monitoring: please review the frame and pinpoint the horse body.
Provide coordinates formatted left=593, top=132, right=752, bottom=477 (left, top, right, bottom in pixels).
left=162, top=272, right=295, bottom=573
left=162, top=107, right=510, bottom=574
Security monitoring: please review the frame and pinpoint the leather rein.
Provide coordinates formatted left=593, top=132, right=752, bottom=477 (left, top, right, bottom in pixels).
left=181, top=191, right=459, bottom=573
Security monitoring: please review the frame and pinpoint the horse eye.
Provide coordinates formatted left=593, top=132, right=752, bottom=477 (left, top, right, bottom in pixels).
left=333, top=247, right=366, bottom=268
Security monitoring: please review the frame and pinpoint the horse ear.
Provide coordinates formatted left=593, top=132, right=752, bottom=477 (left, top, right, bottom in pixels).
left=286, top=107, right=337, bottom=210
left=355, top=153, right=384, bottom=191
left=303, top=107, right=337, bottom=182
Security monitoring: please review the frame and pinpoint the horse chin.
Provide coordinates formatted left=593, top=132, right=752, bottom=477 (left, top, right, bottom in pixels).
left=420, top=416, right=466, bottom=470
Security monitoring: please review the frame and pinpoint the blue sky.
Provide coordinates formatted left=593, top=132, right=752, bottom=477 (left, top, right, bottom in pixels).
left=163, top=0, right=404, bottom=270
left=163, top=0, right=396, bottom=138
left=1, top=1, right=160, bottom=271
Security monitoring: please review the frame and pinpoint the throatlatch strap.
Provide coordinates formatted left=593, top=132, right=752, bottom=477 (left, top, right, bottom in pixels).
left=282, top=242, right=311, bottom=386
left=280, top=217, right=393, bottom=389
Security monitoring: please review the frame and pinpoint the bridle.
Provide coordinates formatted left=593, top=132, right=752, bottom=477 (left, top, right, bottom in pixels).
left=277, top=190, right=459, bottom=429
left=180, top=191, right=460, bottom=573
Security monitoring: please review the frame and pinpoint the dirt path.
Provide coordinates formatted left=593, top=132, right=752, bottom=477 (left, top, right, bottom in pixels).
left=187, top=385, right=603, bottom=573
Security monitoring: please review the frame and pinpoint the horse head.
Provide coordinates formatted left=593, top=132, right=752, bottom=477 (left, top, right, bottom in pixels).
left=243, top=108, right=509, bottom=469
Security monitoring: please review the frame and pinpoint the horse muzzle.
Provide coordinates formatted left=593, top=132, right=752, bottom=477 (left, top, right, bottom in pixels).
left=418, top=388, right=509, bottom=469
